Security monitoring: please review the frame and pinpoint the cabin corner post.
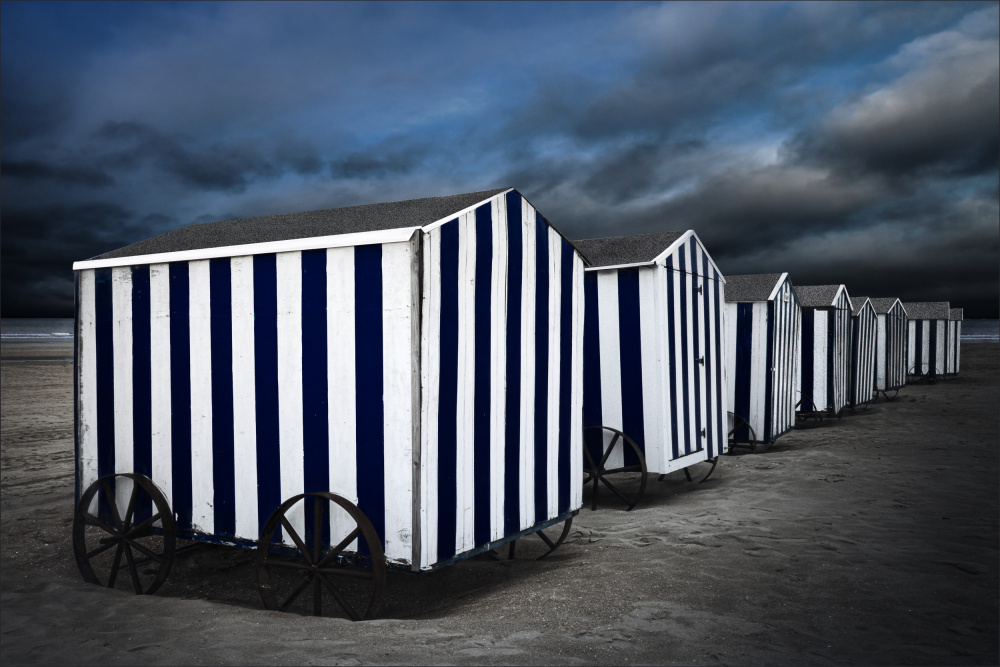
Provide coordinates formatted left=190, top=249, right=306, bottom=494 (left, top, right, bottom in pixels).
left=410, top=230, right=424, bottom=571
left=73, top=270, right=81, bottom=507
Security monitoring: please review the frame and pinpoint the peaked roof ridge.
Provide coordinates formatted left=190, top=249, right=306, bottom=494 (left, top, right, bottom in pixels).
left=723, top=272, right=785, bottom=302
left=795, top=284, right=846, bottom=308
left=573, top=231, right=687, bottom=267
left=901, top=301, right=951, bottom=320
left=867, top=297, right=904, bottom=314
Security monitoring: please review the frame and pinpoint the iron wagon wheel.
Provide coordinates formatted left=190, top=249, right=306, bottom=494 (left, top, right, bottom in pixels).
left=681, top=457, right=720, bottom=484
left=582, top=426, right=647, bottom=511
left=507, top=517, right=575, bottom=561
left=726, top=412, right=759, bottom=453
left=256, top=492, right=387, bottom=621
left=879, top=388, right=900, bottom=401
left=72, top=473, right=176, bottom=595
left=795, top=394, right=822, bottom=422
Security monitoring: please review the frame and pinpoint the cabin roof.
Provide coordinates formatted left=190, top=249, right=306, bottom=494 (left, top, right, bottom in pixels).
left=902, top=301, right=951, bottom=320
left=88, top=188, right=511, bottom=261
left=795, top=285, right=846, bottom=308
left=723, top=273, right=785, bottom=302
left=868, top=297, right=903, bottom=315
left=573, top=231, right=686, bottom=267
left=851, top=296, right=872, bottom=315
left=950, top=308, right=964, bottom=321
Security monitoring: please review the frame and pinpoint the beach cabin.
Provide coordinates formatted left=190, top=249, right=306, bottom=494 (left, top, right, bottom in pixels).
left=947, top=308, right=963, bottom=375
left=723, top=273, right=801, bottom=448
left=848, top=297, right=877, bottom=408
left=868, top=298, right=908, bottom=399
left=903, top=301, right=951, bottom=379
left=795, top=285, right=853, bottom=417
left=575, top=231, right=728, bottom=488
left=72, top=187, right=585, bottom=574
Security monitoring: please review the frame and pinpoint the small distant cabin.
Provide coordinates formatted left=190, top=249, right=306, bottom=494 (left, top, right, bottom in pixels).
left=868, top=298, right=908, bottom=396
left=73, top=187, right=586, bottom=572
left=723, top=273, right=801, bottom=445
left=902, top=301, right=951, bottom=378
left=946, top=308, right=963, bottom=375
left=795, top=285, right=853, bottom=416
left=576, top=231, right=728, bottom=475
left=848, top=297, right=877, bottom=408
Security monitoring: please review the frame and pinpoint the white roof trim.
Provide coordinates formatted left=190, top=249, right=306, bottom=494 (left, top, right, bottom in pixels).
left=766, top=272, right=790, bottom=302
left=835, top=285, right=853, bottom=311
left=582, top=260, right=658, bottom=272
left=73, top=227, right=421, bottom=270
left=420, top=188, right=515, bottom=232
left=651, top=230, right=726, bottom=283
left=895, top=299, right=907, bottom=316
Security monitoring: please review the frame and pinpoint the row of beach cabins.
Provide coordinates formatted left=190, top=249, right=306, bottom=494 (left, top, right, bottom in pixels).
left=71, top=187, right=964, bottom=594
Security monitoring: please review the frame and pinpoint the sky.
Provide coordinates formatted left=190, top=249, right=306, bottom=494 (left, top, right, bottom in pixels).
left=2, top=1, right=998, bottom=318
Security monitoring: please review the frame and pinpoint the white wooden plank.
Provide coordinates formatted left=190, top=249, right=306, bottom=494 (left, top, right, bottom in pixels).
left=570, top=253, right=585, bottom=509
left=78, top=270, right=99, bottom=513
left=638, top=267, right=662, bottom=473
left=750, top=302, right=766, bottom=437
left=276, top=252, right=304, bottom=543
left=456, top=212, right=477, bottom=553
left=813, top=312, right=828, bottom=410
left=546, top=228, right=562, bottom=519
left=382, top=241, right=416, bottom=563
left=518, top=202, right=537, bottom=530
left=653, top=265, right=673, bottom=473
left=188, top=260, right=214, bottom=534
left=149, top=264, right=173, bottom=506
left=596, top=271, right=623, bottom=470
left=111, top=267, right=134, bottom=511
left=326, top=246, right=359, bottom=553
left=229, top=256, right=258, bottom=540
left=418, top=231, right=440, bottom=569
left=489, top=196, right=507, bottom=540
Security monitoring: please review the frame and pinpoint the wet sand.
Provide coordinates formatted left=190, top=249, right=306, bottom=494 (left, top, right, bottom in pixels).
left=2, top=342, right=997, bottom=665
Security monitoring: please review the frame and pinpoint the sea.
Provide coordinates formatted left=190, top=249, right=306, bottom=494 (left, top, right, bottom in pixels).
left=3, top=317, right=999, bottom=342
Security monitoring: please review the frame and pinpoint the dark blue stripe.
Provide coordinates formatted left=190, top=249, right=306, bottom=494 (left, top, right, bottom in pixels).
left=557, top=242, right=574, bottom=514
left=800, top=309, right=814, bottom=410
left=131, top=266, right=153, bottom=521
left=253, top=254, right=281, bottom=538
left=95, top=269, right=115, bottom=519
left=437, top=220, right=460, bottom=560
left=168, top=263, right=192, bottom=530
left=689, top=243, right=702, bottom=453
left=764, top=301, right=775, bottom=441
left=503, top=194, right=523, bottom=536
left=666, top=268, right=679, bottom=460
left=301, top=249, right=330, bottom=548
left=913, top=322, right=922, bottom=374
left=355, top=244, right=385, bottom=557
left=473, top=204, right=493, bottom=547
left=678, top=250, right=691, bottom=455
left=617, top=269, right=644, bottom=467
left=534, top=216, right=550, bottom=524
left=582, top=272, right=603, bottom=468
left=734, top=303, right=753, bottom=442
left=713, top=279, right=723, bottom=455
left=209, top=258, right=235, bottom=537
left=826, top=310, right=835, bottom=410
left=928, top=321, right=937, bottom=375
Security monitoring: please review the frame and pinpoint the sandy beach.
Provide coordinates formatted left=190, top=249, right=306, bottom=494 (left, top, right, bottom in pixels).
left=1, top=341, right=997, bottom=666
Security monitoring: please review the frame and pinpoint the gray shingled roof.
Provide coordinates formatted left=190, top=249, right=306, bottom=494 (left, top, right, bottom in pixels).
left=901, top=301, right=950, bottom=320
left=795, top=285, right=843, bottom=308
left=851, top=296, right=874, bottom=316
left=868, top=297, right=902, bottom=315
left=90, top=188, right=511, bottom=260
left=573, top=232, right=685, bottom=268
left=723, top=273, right=784, bottom=302
left=950, top=308, right=964, bottom=321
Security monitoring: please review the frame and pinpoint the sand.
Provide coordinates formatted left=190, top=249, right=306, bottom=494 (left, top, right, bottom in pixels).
left=1, top=341, right=997, bottom=666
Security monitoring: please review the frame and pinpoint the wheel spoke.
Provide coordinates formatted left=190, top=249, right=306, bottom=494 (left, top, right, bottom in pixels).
left=599, top=476, right=634, bottom=507
left=597, top=434, right=620, bottom=470
left=103, top=480, right=124, bottom=532
left=537, top=530, right=555, bottom=549
left=602, top=465, right=643, bottom=475
left=122, top=538, right=162, bottom=564
left=278, top=574, right=314, bottom=612
left=85, top=540, right=119, bottom=560
left=316, top=571, right=361, bottom=622
left=84, top=513, right=118, bottom=536
left=279, top=517, right=313, bottom=565
left=125, top=513, right=162, bottom=539
left=313, top=496, right=323, bottom=564
left=122, top=543, right=143, bottom=594
left=317, top=527, right=362, bottom=568
left=107, top=543, right=124, bottom=588
left=122, top=481, right=139, bottom=532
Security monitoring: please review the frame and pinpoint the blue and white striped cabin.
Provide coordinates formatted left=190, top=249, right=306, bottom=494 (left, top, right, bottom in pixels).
left=723, top=273, right=801, bottom=445
left=73, top=188, right=585, bottom=572
left=848, top=297, right=877, bottom=408
left=868, top=298, right=907, bottom=393
left=946, top=308, right=963, bottom=375
left=903, top=301, right=951, bottom=378
left=575, top=231, right=728, bottom=475
left=795, top=285, right=853, bottom=415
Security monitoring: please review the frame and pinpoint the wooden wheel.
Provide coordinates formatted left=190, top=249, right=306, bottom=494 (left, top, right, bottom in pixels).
left=879, top=388, right=899, bottom=401
left=682, top=457, right=719, bottom=483
left=583, top=426, right=647, bottom=511
left=256, top=492, right=387, bottom=621
left=727, top=412, right=760, bottom=453
left=72, top=473, right=176, bottom=595
left=507, top=518, right=574, bottom=561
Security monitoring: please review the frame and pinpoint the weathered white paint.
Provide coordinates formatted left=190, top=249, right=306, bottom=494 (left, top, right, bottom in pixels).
left=188, top=260, right=214, bottom=534
left=149, top=264, right=173, bottom=506
left=78, top=270, right=99, bottom=512
left=229, top=256, right=258, bottom=539
left=111, top=267, right=134, bottom=512
left=275, top=252, right=304, bottom=542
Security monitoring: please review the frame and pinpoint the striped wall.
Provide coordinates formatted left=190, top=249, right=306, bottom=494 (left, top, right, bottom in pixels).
left=724, top=277, right=801, bottom=444
left=945, top=321, right=961, bottom=375
left=849, top=302, right=877, bottom=407
left=796, top=291, right=852, bottom=414
left=582, top=233, right=728, bottom=476
left=875, top=305, right=906, bottom=392
left=76, top=190, right=584, bottom=573
left=417, top=192, right=583, bottom=570
left=906, top=320, right=947, bottom=376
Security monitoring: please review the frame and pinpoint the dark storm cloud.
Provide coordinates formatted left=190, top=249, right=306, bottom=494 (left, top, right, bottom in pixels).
left=2, top=160, right=115, bottom=187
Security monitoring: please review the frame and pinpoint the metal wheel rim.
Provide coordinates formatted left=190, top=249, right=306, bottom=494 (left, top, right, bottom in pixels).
left=583, top=426, right=647, bottom=511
